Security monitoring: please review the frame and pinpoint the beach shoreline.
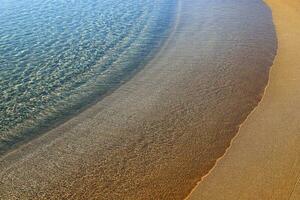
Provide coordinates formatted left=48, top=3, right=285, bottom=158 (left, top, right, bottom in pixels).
left=0, top=0, right=277, bottom=199
left=187, top=0, right=300, bottom=199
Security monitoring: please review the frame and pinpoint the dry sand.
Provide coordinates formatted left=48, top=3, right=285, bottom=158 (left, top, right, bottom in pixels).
left=0, top=0, right=277, bottom=199
left=187, top=0, right=300, bottom=199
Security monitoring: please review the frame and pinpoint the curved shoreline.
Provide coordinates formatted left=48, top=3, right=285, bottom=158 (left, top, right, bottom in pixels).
left=184, top=63, right=274, bottom=200
left=187, top=0, right=300, bottom=199
left=0, top=0, right=277, bottom=199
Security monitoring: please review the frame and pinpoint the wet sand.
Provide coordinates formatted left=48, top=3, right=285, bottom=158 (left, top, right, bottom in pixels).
left=187, top=0, right=300, bottom=199
left=0, top=0, right=276, bottom=199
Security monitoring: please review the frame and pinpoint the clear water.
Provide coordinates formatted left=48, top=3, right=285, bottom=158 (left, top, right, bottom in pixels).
left=0, top=0, right=176, bottom=150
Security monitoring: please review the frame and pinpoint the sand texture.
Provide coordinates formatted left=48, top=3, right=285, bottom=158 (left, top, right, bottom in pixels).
left=187, top=0, right=300, bottom=199
left=0, top=0, right=276, bottom=199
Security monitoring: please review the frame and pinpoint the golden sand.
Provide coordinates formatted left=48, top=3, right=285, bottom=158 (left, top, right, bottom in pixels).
left=187, top=0, right=300, bottom=199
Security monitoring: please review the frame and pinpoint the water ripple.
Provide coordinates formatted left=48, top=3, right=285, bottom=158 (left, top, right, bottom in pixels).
left=0, top=0, right=176, bottom=150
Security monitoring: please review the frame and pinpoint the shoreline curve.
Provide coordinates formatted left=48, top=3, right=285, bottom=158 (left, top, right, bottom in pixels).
left=187, top=0, right=300, bottom=199
left=0, top=0, right=277, bottom=199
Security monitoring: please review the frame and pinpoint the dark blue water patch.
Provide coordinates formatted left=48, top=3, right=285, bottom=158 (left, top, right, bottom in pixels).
left=0, top=0, right=177, bottom=153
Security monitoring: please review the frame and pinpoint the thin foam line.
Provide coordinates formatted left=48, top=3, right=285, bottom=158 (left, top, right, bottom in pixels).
left=183, top=2, right=278, bottom=199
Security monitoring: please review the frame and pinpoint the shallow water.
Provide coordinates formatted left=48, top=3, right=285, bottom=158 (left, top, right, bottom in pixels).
left=0, top=0, right=176, bottom=151
left=0, top=0, right=278, bottom=199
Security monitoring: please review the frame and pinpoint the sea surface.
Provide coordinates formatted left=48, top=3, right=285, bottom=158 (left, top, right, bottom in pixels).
left=0, top=0, right=176, bottom=153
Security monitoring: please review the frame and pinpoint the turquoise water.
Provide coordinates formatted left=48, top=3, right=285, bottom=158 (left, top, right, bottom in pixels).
left=0, top=0, right=176, bottom=152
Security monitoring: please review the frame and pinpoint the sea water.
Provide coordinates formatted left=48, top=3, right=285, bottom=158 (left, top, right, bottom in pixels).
left=0, top=0, right=176, bottom=152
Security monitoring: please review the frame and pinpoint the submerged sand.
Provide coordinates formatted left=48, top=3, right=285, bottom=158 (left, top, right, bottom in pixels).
left=0, top=0, right=276, bottom=199
left=188, top=0, right=300, bottom=199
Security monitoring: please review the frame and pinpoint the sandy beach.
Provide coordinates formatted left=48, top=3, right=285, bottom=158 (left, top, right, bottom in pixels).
left=0, top=0, right=277, bottom=199
left=187, top=0, right=300, bottom=199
